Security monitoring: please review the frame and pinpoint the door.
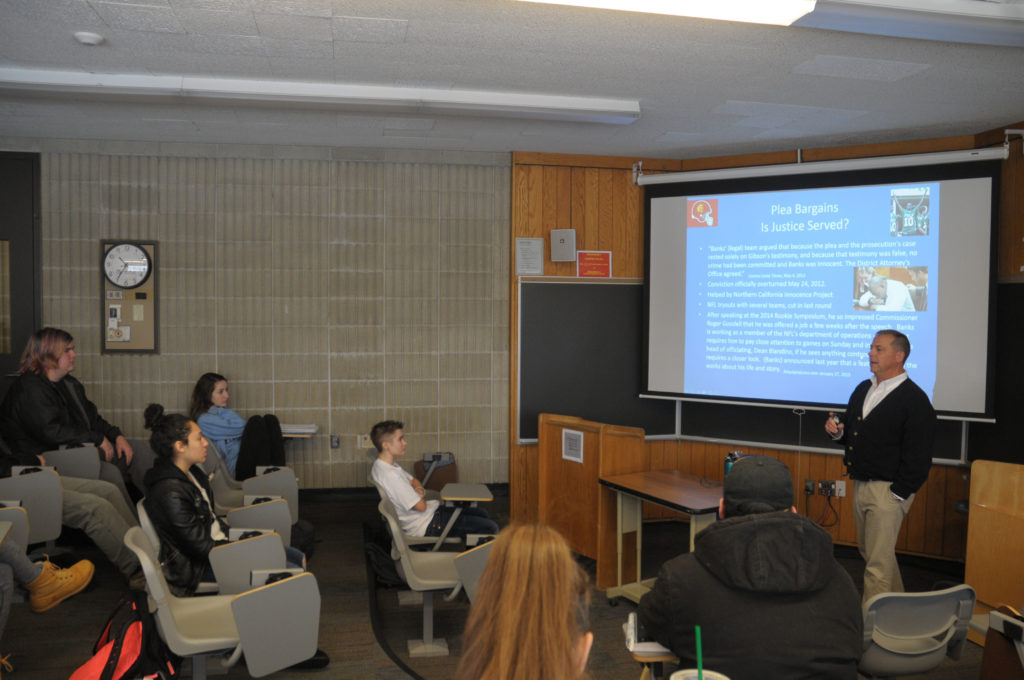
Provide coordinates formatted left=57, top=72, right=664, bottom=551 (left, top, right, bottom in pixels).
left=0, top=152, right=41, bottom=396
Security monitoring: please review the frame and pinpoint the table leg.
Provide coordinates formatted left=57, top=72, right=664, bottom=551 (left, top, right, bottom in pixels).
left=689, top=512, right=715, bottom=552
left=431, top=506, right=463, bottom=551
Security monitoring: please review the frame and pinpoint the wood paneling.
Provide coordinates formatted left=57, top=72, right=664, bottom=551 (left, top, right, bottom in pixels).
left=965, top=460, right=1024, bottom=610
left=510, top=127, right=1020, bottom=559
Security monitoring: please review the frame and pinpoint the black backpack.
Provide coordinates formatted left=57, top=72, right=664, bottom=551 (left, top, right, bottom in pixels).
left=70, top=589, right=179, bottom=680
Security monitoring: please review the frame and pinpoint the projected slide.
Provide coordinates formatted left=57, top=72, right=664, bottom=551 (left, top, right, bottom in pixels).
left=684, top=183, right=938, bottom=404
left=646, top=168, right=995, bottom=415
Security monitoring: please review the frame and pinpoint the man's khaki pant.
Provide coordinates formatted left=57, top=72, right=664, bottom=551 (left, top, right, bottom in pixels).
left=853, top=479, right=914, bottom=603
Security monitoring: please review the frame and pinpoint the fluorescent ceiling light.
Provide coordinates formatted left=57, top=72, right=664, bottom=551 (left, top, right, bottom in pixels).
left=517, top=0, right=1024, bottom=46
left=798, top=0, right=1024, bottom=47
left=0, top=68, right=640, bottom=125
left=516, top=0, right=817, bottom=26
left=636, top=146, right=1009, bottom=185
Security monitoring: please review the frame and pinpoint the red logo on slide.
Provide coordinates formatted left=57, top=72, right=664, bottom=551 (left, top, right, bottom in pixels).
left=687, top=199, right=718, bottom=227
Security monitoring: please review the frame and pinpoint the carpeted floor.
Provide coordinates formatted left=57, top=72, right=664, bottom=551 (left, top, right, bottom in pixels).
left=3, top=488, right=984, bottom=679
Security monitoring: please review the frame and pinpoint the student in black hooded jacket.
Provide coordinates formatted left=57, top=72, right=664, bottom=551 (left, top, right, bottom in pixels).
left=638, top=456, right=862, bottom=680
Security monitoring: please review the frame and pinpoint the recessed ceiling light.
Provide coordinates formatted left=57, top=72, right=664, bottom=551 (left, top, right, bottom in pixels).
left=74, top=32, right=105, bottom=46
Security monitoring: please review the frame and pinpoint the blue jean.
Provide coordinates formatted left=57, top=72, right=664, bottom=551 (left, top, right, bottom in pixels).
left=425, top=505, right=498, bottom=538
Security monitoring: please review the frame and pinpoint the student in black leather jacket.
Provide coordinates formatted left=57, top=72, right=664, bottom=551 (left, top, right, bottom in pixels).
left=142, top=403, right=306, bottom=595
left=141, top=404, right=231, bottom=595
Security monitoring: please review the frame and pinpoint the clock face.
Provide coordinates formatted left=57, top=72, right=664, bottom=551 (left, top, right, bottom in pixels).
left=103, top=243, right=152, bottom=289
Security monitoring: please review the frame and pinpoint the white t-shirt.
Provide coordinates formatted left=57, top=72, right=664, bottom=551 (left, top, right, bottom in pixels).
left=371, top=458, right=438, bottom=537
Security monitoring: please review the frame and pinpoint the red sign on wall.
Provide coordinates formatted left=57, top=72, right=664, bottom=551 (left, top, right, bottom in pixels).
left=577, top=251, right=612, bottom=278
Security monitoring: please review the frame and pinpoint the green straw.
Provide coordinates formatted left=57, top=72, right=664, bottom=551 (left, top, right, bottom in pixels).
left=695, top=625, right=703, bottom=680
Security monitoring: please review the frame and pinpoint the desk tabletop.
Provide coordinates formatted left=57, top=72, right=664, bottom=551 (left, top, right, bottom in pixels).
left=281, top=423, right=318, bottom=438
left=441, top=482, right=493, bottom=502
left=599, top=469, right=722, bottom=515
left=0, top=520, right=10, bottom=546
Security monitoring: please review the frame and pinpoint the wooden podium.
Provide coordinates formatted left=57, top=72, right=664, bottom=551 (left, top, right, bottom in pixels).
left=537, top=413, right=647, bottom=589
left=964, top=460, right=1024, bottom=645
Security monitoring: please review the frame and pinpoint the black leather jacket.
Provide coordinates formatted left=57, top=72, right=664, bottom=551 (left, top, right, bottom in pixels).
left=143, top=457, right=229, bottom=595
left=0, top=372, right=121, bottom=462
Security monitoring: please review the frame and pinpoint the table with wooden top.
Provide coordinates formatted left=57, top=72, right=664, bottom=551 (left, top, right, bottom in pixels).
left=599, top=469, right=723, bottom=604
left=432, top=482, right=493, bottom=551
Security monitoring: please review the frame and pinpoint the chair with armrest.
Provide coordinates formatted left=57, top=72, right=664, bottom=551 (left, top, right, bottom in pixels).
left=378, top=497, right=462, bottom=657
left=370, top=479, right=458, bottom=551
left=39, top=446, right=100, bottom=480
left=205, top=451, right=299, bottom=524
left=859, top=583, right=976, bottom=678
left=123, top=526, right=320, bottom=680
left=138, top=499, right=289, bottom=596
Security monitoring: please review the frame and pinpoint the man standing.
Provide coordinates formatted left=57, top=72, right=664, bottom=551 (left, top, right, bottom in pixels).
left=826, top=329, right=935, bottom=602
left=638, top=456, right=862, bottom=680
left=0, top=327, right=155, bottom=501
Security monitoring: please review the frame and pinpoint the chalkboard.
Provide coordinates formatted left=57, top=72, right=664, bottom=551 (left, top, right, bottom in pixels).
left=518, top=279, right=1017, bottom=463
left=518, top=280, right=676, bottom=441
left=677, top=400, right=965, bottom=461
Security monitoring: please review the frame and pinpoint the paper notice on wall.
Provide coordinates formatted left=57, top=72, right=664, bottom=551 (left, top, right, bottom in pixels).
left=516, top=238, right=544, bottom=275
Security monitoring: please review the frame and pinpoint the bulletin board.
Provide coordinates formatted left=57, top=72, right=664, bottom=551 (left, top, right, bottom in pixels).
left=100, top=240, right=158, bottom=353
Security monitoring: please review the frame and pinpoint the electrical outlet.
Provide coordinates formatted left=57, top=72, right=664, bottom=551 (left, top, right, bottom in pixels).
left=357, top=434, right=372, bottom=448
left=818, top=480, right=836, bottom=496
left=804, top=479, right=816, bottom=495
left=835, top=480, right=846, bottom=497
left=329, top=434, right=340, bottom=449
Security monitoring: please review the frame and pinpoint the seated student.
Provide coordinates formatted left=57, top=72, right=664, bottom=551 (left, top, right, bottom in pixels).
left=142, top=404, right=328, bottom=670
left=1, top=433, right=142, bottom=586
left=369, top=420, right=498, bottom=540
left=455, top=523, right=593, bottom=680
left=189, top=373, right=284, bottom=480
left=638, top=456, right=862, bottom=680
left=141, top=404, right=304, bottom=595
left=0, top=327, right=156, bottom=502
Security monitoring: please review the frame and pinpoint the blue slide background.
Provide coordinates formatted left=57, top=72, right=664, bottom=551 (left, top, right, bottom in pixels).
left=682, top=182, right=939, bottom=404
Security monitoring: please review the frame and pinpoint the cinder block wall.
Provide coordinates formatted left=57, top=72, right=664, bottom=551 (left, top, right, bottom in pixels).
left=20, top=139, right=510, bottom=488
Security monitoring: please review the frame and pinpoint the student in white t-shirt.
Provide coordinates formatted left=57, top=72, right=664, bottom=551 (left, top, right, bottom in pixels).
left=369, top=420, right=497, bottom=538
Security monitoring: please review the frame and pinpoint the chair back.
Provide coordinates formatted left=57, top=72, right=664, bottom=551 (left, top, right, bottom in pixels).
left=137, top=499, right=161, bottom=551
left=43, top=446, right=101, bottom=479
left=0, top=505, right=30, bottom=549
left=124, top=526, right=171, bottom=605
left=0, top=469, right=63, bottom=544
left=860, top=584, right=976, bottom=678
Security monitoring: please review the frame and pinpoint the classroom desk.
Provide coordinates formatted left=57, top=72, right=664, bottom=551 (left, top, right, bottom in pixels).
left=599, top=469, right=722, bottom=604
left=432, top=483, right=493, bottom=551
left=280, top=424, right=318, bottom=439
left=0, top=520, right=10, bottom=545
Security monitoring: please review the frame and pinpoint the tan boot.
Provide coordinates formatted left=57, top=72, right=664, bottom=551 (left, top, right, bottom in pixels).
left=27, top=557, right=96, bottom=613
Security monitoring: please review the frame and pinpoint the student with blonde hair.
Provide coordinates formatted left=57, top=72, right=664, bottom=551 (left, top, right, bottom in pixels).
left=455, top=523, right=593, bottom=680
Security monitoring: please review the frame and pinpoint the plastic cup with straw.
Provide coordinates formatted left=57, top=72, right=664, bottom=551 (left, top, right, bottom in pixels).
left=695, top=625, right=703, bottom=680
